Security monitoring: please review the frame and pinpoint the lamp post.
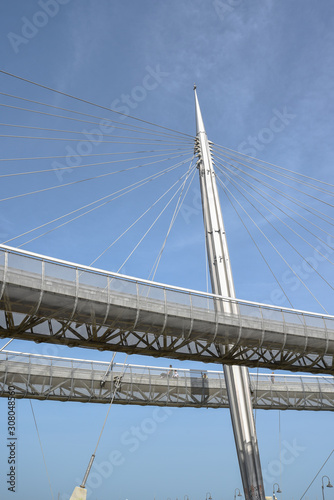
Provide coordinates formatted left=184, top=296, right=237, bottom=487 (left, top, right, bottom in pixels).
left=234, top=488, right=242, bottom=499
left=206, top=492, right=212, bottom=500
left=273, top=483, right=282, bottom=499
left=322, top=475, right=333, bottom=500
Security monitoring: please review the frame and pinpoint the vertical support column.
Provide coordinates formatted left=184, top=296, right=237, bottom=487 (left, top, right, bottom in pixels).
left=194, top=87, right=265, bottom=500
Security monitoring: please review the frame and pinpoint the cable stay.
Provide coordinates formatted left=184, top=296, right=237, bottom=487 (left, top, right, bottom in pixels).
left=0, top=338, right=14, bottom=351
left=0, top=146, right=192, bottom=163
left=215, top=178, right=294, bottom=308
left=0, top=70, right=194, bottom=139
left=215, top=174, right=329, bottom=314
left=0, top=154, right=192, bottom=204
left=0, top=93, right=192, bottom=141
left=216, top=162, right=334, bottom=265
left=148, top=157, right=196, bottom=281
left=90, top=161, right=196, bottom=268
left=4, top=159, right=190, bottom=247
left=212, top=148, right=334, bottom=210
left=0, top=116, right=190, bottom=145
left=77, top=355, right=129, bottom=498
left=0, top=123, right=194, bottom=146
left=211, top=151, right=334, bottom=227
left=30, top=400, right=55, bottom=500
left=3, top=162, right=185, bottom=245
left=0, top=96, right=193, bottom=141
left=212, top=146, right=334, bottom=199
left=0, top=134, right=192, bottom=148
left=216, top=164, right=334, bottom=293
left=212, top=141, right=334, bottom=189
left=0, top=150, right=191, bottom=178
left=117, top=164, right=197, bottom=273
left=213, top=158, right=334, bottom=250
left=299, top=449, right=334, bottom=500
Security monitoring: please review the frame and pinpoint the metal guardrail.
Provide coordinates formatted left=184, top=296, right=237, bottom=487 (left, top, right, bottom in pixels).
left=1, top=244, right=334, bottom=374
left=1, top=351, right=333, bottom=410
left=1, top=243, right=333, bottom=322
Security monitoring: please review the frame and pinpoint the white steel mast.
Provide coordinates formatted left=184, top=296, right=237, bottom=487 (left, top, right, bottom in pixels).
left=194, top=86, right=265, bottom=500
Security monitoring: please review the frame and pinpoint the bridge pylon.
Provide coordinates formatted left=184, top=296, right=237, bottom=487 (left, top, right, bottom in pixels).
left=194, top=86, right=265, bottom=500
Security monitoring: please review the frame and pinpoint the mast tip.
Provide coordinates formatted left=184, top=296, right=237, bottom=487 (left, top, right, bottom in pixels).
left=193, top=83, right=197, bottom=90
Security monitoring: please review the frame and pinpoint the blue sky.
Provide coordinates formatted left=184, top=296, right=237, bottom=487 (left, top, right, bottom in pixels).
left=0, top=1, right=334, bottom=499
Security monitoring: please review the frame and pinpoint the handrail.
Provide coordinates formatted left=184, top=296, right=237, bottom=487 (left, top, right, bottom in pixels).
left=1, top=243, right=334, bottom=320
left=2, top=350, right=333, bottom=380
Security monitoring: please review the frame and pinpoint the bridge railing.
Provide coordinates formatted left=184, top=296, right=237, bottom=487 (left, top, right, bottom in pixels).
left=1, top=350, right=333, bottom=389
left=1, top=244, right=334, bottom=337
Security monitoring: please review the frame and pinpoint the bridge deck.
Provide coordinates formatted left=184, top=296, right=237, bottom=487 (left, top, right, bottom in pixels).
left=1, top=351, right=333, bottom=410
left=1, top=245, right=334, bottom=374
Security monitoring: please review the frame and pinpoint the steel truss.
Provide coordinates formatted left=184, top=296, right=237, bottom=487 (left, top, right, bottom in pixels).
left=1, top=351, right=333, bottom=410
left=1, top=308, right=333, bottom=375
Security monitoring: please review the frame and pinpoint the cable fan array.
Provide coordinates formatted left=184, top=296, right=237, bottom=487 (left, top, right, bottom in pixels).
left=211, top=141, right=334, bottom=313
left=0, top=70, right=197, bottom=279
left=0, top=69, right=333, bottom=315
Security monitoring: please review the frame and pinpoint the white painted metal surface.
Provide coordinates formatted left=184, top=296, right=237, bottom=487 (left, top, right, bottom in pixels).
left=194, top=88, right=265, bottom=500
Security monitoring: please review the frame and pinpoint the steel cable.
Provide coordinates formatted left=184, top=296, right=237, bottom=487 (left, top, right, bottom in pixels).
left=0, top=70, right=194, bottom=138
